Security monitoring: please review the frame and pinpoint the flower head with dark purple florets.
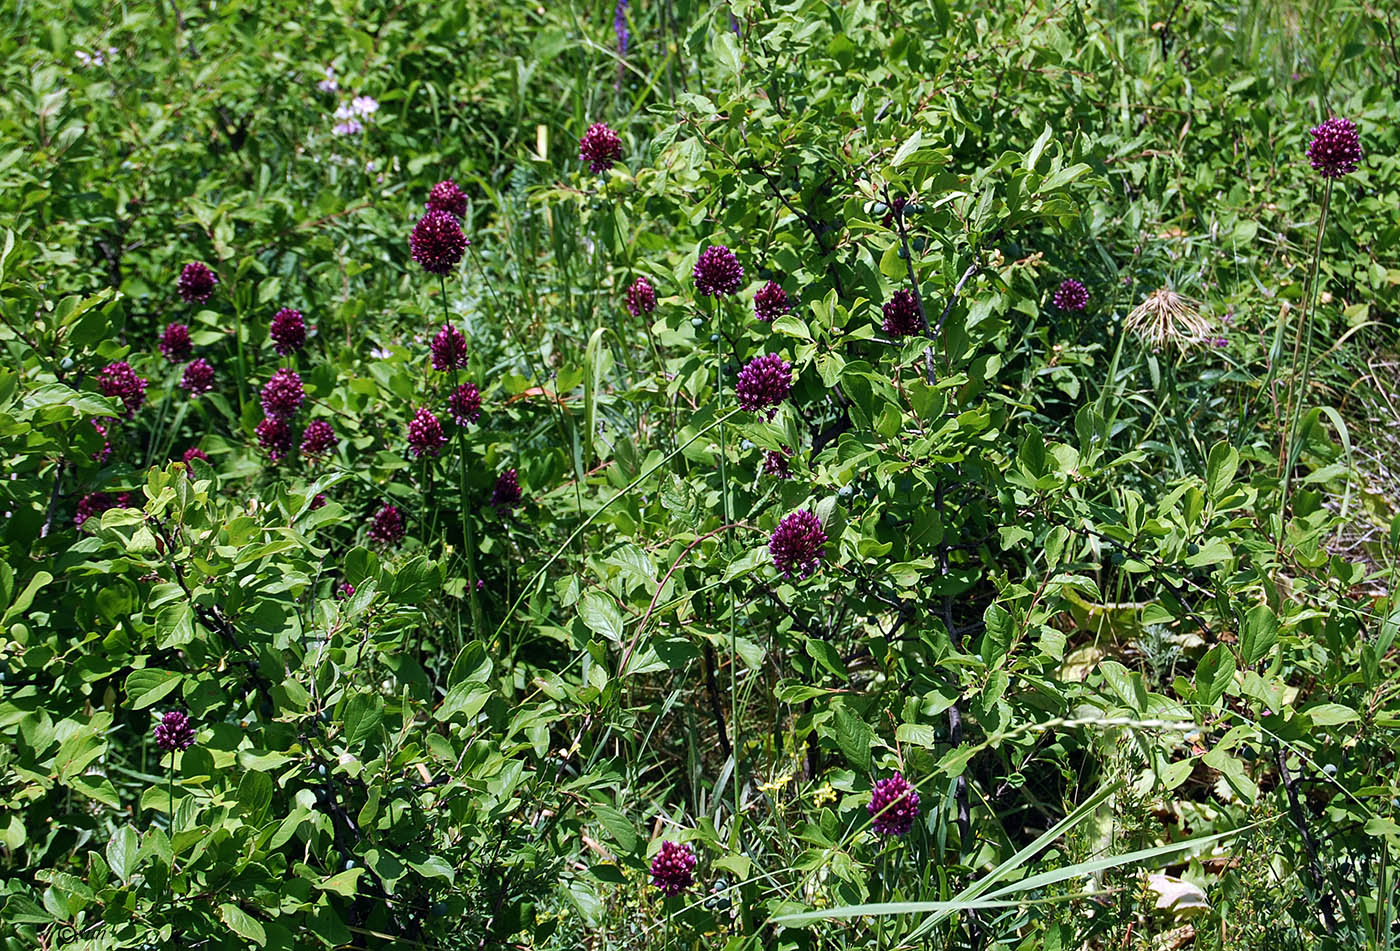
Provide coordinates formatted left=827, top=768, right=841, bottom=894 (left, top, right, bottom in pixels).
left=769, top=509, right=827, bottom=579
left=406, top=407, right=447, bottom=458
left=270, top=308, right=307, bottom=355
left=763, top=446, right=793, bottom=479
left=180, top=358, right=215, bottom=395
left=753, top=281, right=792, bottom=323
left=153, top=710, right=196, bottom=753
left=882, top=289, right=925, bottom=338
left=182, top=446, right=210, bottom=466
left=336, top=582, right=355, bottom=600
left=177, top=262, right=218, bottom=303
left=448, top=382, right=482, bottom=425
left=74, top=491, right=130, bottom=528
left=693, top=245, right=744, bottom=298
left=578, top=122, right=624, bottom=174
left=426, top=179, right=468, bottom=219
left=430, top=324, right=469, bottom=372
left=626, top=276, right=657, bottom=317
left=868, top=772, right=920, bottom=837
left=255, top=415, right=294, bottom=460
left=260, top=368, right=305, bottom=419
left=98, top=361, right=148, bottom=418
left=368, top=504, right=405, bottom=546
left=735, top=353, right=792, bottom=420
left=1307, top=116, right=1362, bottom=179
left=300, top=419, right=336, bottom=458
left=409, top=210, right=469, bottom=276
left=158, top=322, right=192, bottom=362
left=649, top=841, right=696, bottom=896
left=1052, top=279, right=1089, bottom=312
left=491, top=469, right=522, bottom=513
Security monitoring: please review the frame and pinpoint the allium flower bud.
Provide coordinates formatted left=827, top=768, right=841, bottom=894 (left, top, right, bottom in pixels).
left=693, top=245, right=744, bottom=298
left=868, top=772, right=920, bottom=837
left=309, top=493, right=328, bottom=510
left=177, top=261, right=218, bottom=303
left=260, top=368, right=305, bottom=419
left=649, top=841, right=696, bottom=896
left=426, top=179, right=468, bottom=219
left=763, top=446, right=793, bottom=479
left=1306, top=116, right=1362, bottom=179
left=180, top=358, right=215, bottom=395
left=881, top=289, right=925, bottom=338
left=448, top=382, right=482, bottom=425
left=255, top=415, right=295, bottom=460
left=409, top=210, right=469, bottom=276
left=769, top=509, right=826, bottom=579
left=626, top=276, right=657, bottom=317
left=270, top=307, right=307, bottom=355
left=491, top=469, right=522, bottom=512
left=158, top=322, right=193, bottom=362
left=98, top=361, right=148, bottom=418
left=1052, top=279, right=1089, bottom=312
left=753, top=281, right=792, bottom=323
left=300, top=419, right=336, bottom=457
left=406, top=407, right=447, bottom=457
left=578, top=122, right=624, bottom=173
left=182, top=446, right=210, bottom=466
left=735, top=353, right=792, bottom=420
left=74, top=491, right=130, bottom=528
left=153, top=710, right=196, bottom=752
left=368, top=504, right=405, bottom=546
left=430, top=324, right=469, bottom=372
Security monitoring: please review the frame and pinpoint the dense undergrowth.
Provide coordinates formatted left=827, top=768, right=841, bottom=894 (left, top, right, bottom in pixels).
left=1, top=0, right=1398, bottom=948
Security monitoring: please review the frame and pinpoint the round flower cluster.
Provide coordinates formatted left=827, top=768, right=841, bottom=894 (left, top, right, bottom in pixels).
left=867, top=772, right=920, bottom=837
left=448, top=382, right=482, bottom=425
left=578, top=122, right=623, bottom=173
left=491, top=469, right=522, bottom=512
left=769, top=509, right=826, bottom=579
left=426, top=179, right=468, bottom=219
left=369, top=504, right=405, bottom=546
left=180, top=358, right=215, bottom=395
left=649, top=841, right=696, bottom=896
left=410, top=209, right=469, bottom=275
left=158, top=322, right=192, bottom=362
left=1306, top=116, right=1362, bottom=179
left=1052, top=278, right=1089, bottom=312
left=882, top=289, right=924, bottom=338
left=255, top=415, right=295, bottom=460
left=260, top=368, right=305, bottom=418
left=98, top=361, right=148, bottom=418
left=177, top=261, right=218, bottom=303
left=153, top=710, right=196, bottom=752
left=735, top=353, right=792, bottom=420
left=753, top=281, right=792, bottom=323
left=626, top=276, right=656, bottom=317
left=763, top=447, right=793, bottom=479
left=74, top=491, right=130, bottom=528
left=270, top=308, right=307, bottom=355
left=431, top=324, right=469, bottom=372
left=300, top=419, right=336, bottom=457
left=693, top=245, right=744, bottom=298
left=182, top=447, right=210, bottom=466
left=407, top=407, right=447, bottom=457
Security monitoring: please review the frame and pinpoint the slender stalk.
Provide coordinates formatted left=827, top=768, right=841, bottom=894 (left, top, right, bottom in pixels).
left=440, top=274, right=484, bottom=639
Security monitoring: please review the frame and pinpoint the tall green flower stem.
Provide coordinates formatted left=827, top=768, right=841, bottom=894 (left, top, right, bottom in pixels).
left=439, top=274, right=484, bottom=639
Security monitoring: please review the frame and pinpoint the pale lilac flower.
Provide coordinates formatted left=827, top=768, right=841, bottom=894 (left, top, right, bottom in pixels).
left=351, top=96, right=379, bottom=117
left=317, top=65, right=338, bottom=93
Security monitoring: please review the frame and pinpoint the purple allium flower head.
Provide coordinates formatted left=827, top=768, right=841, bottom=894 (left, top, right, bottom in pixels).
left=448, top=382, right=482, bottom=425
left=270, top=307, right=307, bottom=355
left=1307, top=116, right=1362, bottom=179
left=426, top=179, right=468, bottom=219
left=1052, top=278, right=1089, bottom=312
left=578, top=122, right=624, bottom=174
left=406, top=407, right=447, bottom=458
left=300, top=419, right=336, bottom=457
left=430, top=324, right=469, bottom=372
left=260, top=368, right=305, bottom=419
left=626, top=276, right=657, bottom=317
left=74, top=491, right=130, bottom=528
left=92, top=418, right=113, bottom=464
left=649, top=841, right=696, bottom=896
left=882, top=289, right=925, bottom=338
left=491, top=468, right=522, bottom=512
left=153, top=710, right=196, bottom=753
left=753, top=281, right=792, bottom=323
left=769, top=509, right=827, bottom=579
left=763, top=446, right=793, bottom=479
left=158, top=322, right=193, bottom=362
left=182, top=446, right=210, bottom=466
left=693, top=245, right=744, bottom=298
left=868, top=772, right=920, bottom=837
left=336, top=582, right=355, bottom=600
left=180, top=358, right=215, bottom=395
left=309, top=493, right=328, bottom=510
left=98, top=361, right=148, bottom=418
left=177, top=261, right=218, bottom=303
left=368, top=504, right=405, bottom=546
left=409, top=210, right=469, bottom=276
left=735, top=352, right=792, bottom=420
left=255, top=415, right=295, bottom=460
